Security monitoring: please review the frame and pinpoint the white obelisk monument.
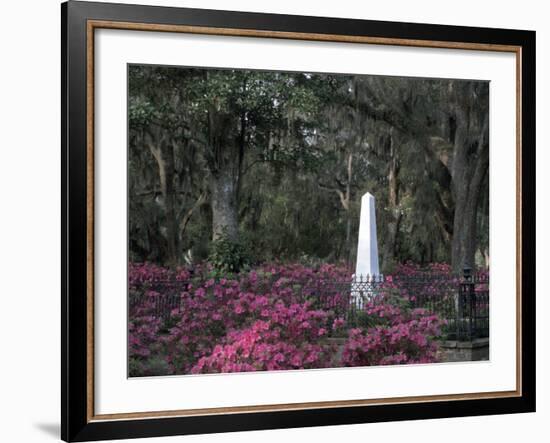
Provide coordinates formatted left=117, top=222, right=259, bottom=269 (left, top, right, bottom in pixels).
left=352, top=192, right=380, bottom=306
left=355, top=192, right=380, bottom=278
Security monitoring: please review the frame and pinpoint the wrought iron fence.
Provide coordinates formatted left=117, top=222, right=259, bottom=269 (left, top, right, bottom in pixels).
left=129, top=268, right=489, bottom=341
left=457, top=270, right=489, bottom=340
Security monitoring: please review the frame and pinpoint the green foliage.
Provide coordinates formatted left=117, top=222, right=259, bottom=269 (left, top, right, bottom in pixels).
left=128, top=97, right=156, bottom=129
left=208, top=230, right=252, bottom=275
left=127, top=64, right=489, bottom=270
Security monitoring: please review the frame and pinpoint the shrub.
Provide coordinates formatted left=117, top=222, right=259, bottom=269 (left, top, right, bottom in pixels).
left=128, top=295, right=168, bottom=376
left=341, top=301, right=444, bottom=367
left=208, top=231, right=252, bottom=274
left=191, top=303, right=336, bottom=373
left=128, top=261, right=449, bottom=376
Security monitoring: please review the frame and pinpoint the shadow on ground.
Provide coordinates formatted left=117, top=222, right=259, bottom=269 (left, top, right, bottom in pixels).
left=34, top=422, right=59, bottom=440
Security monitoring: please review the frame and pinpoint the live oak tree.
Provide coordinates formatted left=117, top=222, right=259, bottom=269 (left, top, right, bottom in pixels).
left=129, top=66, right=322, bottom=264
left=352, top=76, right=489, bottom=272
left=446, top=81, right=489, bottom=272
left=315, top=76, right=370, bottom=263
left=129, top=67, right=199, bottom=267
left=128, top=65, right=489, bottom=272
left=186, top=69, right=321, bottom=243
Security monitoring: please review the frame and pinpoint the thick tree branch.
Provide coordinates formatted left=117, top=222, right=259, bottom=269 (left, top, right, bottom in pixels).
left=179, top=192, right=206, bottom=239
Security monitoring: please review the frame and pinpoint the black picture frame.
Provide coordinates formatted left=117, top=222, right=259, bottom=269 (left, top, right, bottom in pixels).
left=61, top=1, right=536, bottom=441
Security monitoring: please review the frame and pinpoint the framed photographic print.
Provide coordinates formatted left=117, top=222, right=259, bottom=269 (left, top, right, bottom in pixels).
left=61, top=1, right=536, bottom=441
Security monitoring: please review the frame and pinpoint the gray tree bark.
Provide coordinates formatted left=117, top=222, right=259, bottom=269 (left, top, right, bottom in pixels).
left=204, top=102, right=244, bottom=244
left=382, top=130, right=401, bottom=271
left=449, top=83, right=489, bottom=273
left=146, top=133, right=179, bottom=268
left=210, top=165, right=239, bottom=242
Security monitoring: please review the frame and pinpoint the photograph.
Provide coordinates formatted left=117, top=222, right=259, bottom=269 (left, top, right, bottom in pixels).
left=56, top=1, right=536, bottom=441
left=127, top=65, right=490, bottom=377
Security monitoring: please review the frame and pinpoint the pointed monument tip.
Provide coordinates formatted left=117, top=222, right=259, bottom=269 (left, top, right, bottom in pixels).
left=362, top=192, right=375, bottom=200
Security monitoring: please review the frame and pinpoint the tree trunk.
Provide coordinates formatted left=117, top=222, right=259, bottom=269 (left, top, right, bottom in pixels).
left=147, top=136, right=179, bottom=268
left=179, top=193, right=206, bottom=240
left=210, top=167, right=239, bottom=242
left=345, top=217, right=352, bottom=263
left=344, top=152, right=353, bottom=264
left=451, top=166, right=488, bottom=272
left=383, top=131, right=401, bottom=271
left=163, top=143, right=179, bottom=267
left=451, top=191, right=477, bottom=273
left=205, top=103, right=243, bottom=244
left=450, top=100, right=489, bottom=273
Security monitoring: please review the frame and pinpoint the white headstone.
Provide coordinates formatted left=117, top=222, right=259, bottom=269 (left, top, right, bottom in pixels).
left=355, top=192, right=380, bottom=279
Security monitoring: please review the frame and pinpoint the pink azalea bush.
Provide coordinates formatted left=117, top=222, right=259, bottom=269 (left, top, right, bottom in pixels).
left=191, top=310, right=334, bottom=373
left=128, top=262, right=448, bottom=376
left=156, top=264, right=345, bottom=374
left=341, top=303, right=444, bottom=366
left=383, top=262, right=456, bottom=302
left=128, top=293, right=167, bottom=376
left=129, top=262, right=192, bottom=288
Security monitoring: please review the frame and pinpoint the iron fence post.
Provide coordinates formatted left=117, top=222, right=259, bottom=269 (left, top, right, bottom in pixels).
left=463, top=266, right=475, bottom=340
left=457, top=281, right=463, bottom=340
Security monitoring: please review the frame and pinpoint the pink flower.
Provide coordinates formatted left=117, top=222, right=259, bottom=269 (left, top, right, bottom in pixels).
left=129, top=260, right=448, bottom=377
left=332, top=318, right=345, bottom=330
